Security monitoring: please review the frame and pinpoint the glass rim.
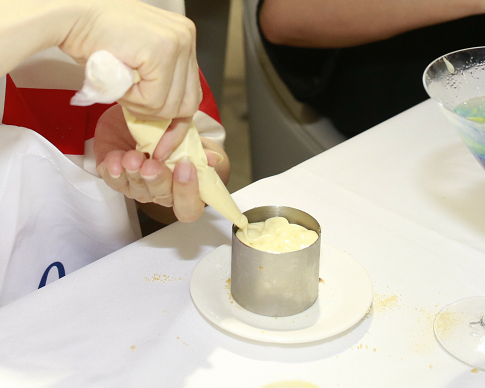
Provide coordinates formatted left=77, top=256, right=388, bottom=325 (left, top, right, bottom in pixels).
left=423, top=46, right=485, bottom=123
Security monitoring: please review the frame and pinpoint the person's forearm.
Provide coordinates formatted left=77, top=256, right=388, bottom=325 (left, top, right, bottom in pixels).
left=259, top=0, right=485, bottom=48
left=0, top=0, right=90, bottom=76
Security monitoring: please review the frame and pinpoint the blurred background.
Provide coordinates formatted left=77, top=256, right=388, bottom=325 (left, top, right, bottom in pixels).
left=187, top=0, right=252, bottom=194
left=186, top=0, right=343, bottom=190
left=219, top=0, right=252, bottom=194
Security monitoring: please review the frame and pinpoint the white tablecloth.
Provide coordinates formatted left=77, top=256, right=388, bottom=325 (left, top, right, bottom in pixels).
left=1, top=99, right=484, bottom=387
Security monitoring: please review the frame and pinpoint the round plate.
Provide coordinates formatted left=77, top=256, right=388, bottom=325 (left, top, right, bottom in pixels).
left=190, top=243, right=373, bottom=344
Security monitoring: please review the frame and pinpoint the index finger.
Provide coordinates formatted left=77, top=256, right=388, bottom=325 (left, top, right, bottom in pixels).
left=153, top=117, right=192, bottom=161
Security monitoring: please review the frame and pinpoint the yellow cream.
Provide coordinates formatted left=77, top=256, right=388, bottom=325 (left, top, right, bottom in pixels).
left=236, top=216, right=318, bottom=253
left=123, top=107, right=248, bottom=229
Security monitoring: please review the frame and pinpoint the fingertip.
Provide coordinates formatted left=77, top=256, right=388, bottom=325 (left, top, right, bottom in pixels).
left=108, top=170, right=121, bottom=179
left=157, top=150, right=172, bottom=163
left=174, top=157, right=194, bottom=183
left=140, top=158, right=164, bottom=181
left=121, top=149, right=146, bottom=172
left=104, top=151, right=125, bottom=178
left=205, top=150, right=224, bottom=167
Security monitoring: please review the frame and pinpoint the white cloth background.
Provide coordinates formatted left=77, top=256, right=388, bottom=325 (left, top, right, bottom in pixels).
left=0, top=124, right=140, bottom=306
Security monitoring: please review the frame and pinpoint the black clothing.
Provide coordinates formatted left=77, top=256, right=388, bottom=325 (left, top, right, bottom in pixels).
left=257, top=2, right=485, bottom=138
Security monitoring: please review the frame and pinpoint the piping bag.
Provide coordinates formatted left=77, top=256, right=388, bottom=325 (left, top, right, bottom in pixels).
left=71, top=50, right=248, bottom=230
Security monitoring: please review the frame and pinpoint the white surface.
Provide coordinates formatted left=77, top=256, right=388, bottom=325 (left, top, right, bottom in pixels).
left=190, top=243, right=373, bottom=344
left=0, top=99, right=484, bottom=387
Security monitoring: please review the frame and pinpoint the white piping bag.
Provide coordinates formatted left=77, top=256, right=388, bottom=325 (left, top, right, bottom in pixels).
left=71, top=50, right=248, bottom=229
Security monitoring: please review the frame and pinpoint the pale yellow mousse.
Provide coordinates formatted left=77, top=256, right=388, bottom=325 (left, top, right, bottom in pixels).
left=122, top=107, right=248, bottom=229
left=236, top=216, right=318, bottom=253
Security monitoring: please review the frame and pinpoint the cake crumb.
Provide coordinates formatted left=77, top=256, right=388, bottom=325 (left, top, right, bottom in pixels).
left=372, top=293, right=399, bottom=313
left=471, top=368, right=479, bottom=373
left=144, top=274, right=183, bottom=283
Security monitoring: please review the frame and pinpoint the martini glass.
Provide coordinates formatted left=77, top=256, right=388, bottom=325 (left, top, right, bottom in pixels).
left=423, top=47, right=485, bottom=369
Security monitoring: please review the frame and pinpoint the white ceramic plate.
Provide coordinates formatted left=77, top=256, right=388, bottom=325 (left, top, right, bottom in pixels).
left=190, top=243, right=373, bottom=344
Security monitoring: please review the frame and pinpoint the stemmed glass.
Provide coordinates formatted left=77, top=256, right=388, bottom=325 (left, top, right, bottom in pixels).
left=423, top=46, right=485, bottom=370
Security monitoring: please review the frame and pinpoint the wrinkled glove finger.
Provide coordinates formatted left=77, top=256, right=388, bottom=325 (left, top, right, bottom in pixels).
left=172, top=157, right=205, bottom=223
left=140, top=158, right=174, bottom=207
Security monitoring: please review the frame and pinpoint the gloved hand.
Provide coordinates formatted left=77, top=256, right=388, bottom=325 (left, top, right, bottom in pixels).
left=0, top=0, right=201, bottom=121
left=73, top=50, right=231, bottom=224
left=94, top=105, right=230, bottom=223
left=61, top=0, right=201, bottom=121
